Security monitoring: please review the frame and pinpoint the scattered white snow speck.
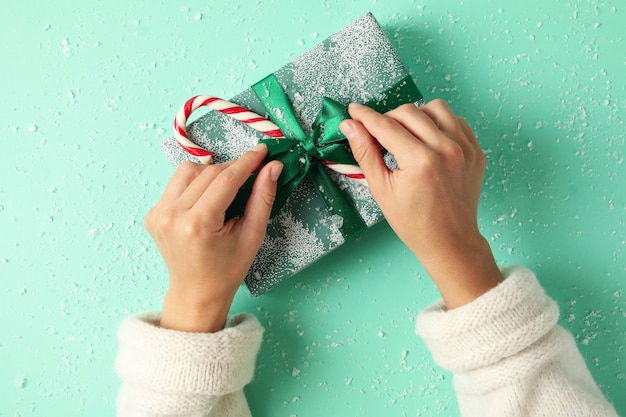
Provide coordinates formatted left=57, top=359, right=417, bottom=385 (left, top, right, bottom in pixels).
left=61, top=38, right=70, bottom=56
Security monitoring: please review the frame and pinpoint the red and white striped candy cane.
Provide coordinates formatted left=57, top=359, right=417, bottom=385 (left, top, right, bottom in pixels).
left=174, top=95, right=282, bottom=164
left=174, top=95, right=366, bottom=184
left=322, top=161, right=366, bottom=182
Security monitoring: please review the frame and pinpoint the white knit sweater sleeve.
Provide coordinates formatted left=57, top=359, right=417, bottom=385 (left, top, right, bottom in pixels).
left=416, top=266, right=618, bottom=417
left=115, top=312, right=263, bottom=417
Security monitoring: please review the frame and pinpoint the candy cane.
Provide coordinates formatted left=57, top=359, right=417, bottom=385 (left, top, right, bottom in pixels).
left=174, top=95, right=282, bottom=164
left=174, top=95, right=366, bottom=183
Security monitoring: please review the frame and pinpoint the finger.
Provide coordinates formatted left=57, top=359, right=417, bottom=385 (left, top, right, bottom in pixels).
left=159, top=161, right=207, bottom=203
left=193, top=144, right=268, bottom=221
left=457, top=116, right=479, bottom=146
left=347, top=103, right=426, bottom=166
left=340, top=119, right=391, bottom=196
left=238, top=160, right=283, bottom=244
left=457, top=116, right=484, bottom=167
left=419, top=100, right=474, bottom=155
left=418, top=99, right=461, bottom=137
left=385, top=103, right=446, bottom=148
left=176, top=160, right=236, bottom=208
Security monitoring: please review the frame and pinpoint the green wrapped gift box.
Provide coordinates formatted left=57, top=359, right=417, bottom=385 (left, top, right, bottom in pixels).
left=161, top=13, right=423, bottom=295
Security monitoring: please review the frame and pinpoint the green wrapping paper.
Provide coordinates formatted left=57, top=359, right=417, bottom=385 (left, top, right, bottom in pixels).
left=161, top=13, right=423, bottom=295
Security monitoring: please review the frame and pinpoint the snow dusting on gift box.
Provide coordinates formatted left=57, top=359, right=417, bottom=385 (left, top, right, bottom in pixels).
left=161, top=13, right=422, bottom=295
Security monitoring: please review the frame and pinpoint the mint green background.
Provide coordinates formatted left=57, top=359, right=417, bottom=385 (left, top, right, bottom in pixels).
left=1, top=1, right=624, bottom=416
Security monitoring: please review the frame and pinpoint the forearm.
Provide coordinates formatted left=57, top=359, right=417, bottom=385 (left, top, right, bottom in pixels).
left=411, top=231, right=502, bottom=309
left=115, top=313, right=263, bottom=417
left=416, top=267, right=618, bottom=417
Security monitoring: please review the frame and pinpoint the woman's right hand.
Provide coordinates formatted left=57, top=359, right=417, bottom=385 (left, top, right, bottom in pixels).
left=340, top=100, right=503, bottom=309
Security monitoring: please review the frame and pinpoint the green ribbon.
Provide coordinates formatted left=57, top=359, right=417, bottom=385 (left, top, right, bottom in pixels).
left=226, top=73, right=422, bottom=240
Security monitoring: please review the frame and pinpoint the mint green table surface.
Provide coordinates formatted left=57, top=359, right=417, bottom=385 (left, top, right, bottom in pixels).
left=1, top=1, right=624, bottom=415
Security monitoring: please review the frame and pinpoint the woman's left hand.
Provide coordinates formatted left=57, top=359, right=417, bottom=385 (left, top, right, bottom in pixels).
left=144, top=144, right=283, bottom=333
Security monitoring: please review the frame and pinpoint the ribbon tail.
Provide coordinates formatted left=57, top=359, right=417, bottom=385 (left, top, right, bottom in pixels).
left=225, top=174, right=256, bottom=221
left=225, top=158, right=368, bottom=239
left=226, top=139, right=308, bottom=221
left=308, top=163, right=367, bottom=240
left=224, top=170, right=296, bottom=221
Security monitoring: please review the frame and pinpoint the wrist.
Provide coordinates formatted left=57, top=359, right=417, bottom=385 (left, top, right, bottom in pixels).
left=414, top=232, right=503, bottom=309
left=160, top=289, right=234, bottom=333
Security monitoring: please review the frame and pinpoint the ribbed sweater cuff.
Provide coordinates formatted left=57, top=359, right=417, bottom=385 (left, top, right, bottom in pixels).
left=115, top=312, right=263, bottom=395
left=415, top=266, right=559, bottom=372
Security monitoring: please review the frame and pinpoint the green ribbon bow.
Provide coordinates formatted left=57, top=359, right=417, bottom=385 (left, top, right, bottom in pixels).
left=226, top=73, right=422, bottom=240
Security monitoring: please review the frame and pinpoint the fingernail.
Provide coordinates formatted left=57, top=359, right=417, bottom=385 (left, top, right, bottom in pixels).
left=270, top=163, right=283, bottom=182
left=339, top=121, right=354, bottom=139
left=250, top=143, right=267, bottom=152
left=348, top=102, right=364, bottom=109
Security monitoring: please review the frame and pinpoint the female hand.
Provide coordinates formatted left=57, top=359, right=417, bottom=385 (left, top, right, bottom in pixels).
left=340, top=100, right=502, bottom=308
left=144, top=144, right=283, bottom=332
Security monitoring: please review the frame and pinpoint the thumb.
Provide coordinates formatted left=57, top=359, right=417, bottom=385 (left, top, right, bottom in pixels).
left=340, top=119, right=390, bottom=191
left=240, top=161, right=282, bottom=243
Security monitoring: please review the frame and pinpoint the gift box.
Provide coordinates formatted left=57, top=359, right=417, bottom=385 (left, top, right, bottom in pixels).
left=161, top=13, right=423, bottom=295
